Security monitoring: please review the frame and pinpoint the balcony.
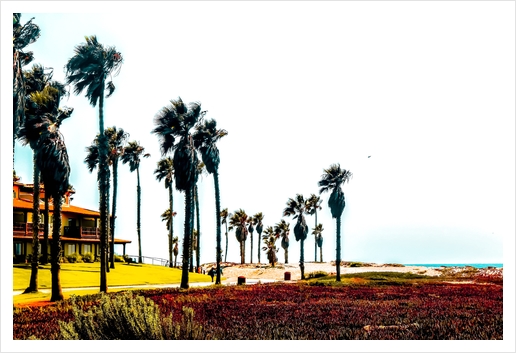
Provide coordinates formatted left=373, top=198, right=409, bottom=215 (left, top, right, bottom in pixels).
left=64, top=226, right=100, bottom=239
left=13, top=222, right=43, bottom=237
left=13, top=223, right=99, bottom=239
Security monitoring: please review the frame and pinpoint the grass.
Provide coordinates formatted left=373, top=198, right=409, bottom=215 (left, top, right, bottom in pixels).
left=13, top=262, right=213, bottom=305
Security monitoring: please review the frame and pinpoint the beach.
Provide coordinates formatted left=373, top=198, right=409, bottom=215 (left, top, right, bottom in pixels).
left=200, top=261, right=504, bottom=284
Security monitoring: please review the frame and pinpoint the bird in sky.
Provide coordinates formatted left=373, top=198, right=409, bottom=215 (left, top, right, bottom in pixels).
left=368, top=156, right=371, bottom=158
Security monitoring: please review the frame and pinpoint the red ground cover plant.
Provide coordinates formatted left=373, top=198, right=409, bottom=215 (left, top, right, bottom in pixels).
left=13, top=282, right=502, bottom=340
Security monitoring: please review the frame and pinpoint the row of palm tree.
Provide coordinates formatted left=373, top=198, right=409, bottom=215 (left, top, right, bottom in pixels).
left=152, top=98, right=228, bottom=287
left=14, top=14, right=353, bottom=300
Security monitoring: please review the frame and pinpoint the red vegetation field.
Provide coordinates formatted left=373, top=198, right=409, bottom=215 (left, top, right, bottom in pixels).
left=13, top=282, right=502, bottom=340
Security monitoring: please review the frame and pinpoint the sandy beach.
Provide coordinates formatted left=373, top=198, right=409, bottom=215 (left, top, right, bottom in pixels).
left=202, top=261, right=447, bottom=283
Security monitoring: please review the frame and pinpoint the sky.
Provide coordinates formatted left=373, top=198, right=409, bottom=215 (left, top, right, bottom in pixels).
left=2, top=1, right=515, bottom=352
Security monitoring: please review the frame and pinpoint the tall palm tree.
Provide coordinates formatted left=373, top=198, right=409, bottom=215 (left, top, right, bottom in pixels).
left=160, top=208, right=177, bottom=268
left=318, top=164, right=352, bottom=281
left=172, top=236, right=179, bottom=267
left=253, top=212, right=264, bottom=264
left=229, top=209, right=249, bottom=264
left=283, top=194, right=310, bottom=279
left=13, top=13, right=40, bottom=163
left=152, top=97, right=203, bottom=289
left=247, top=216, right=255, bottom=264
left=35, top=111, right=71, bottom=302
left=65, top=35, right=123, bottom=293
left=307, top=194, right=323, bottom=262
left=121, top=141, right=150, bottom=264
left=18, top=67, right=71, bottom=293
left=85, top=127, right=128, bottom=270
left=312, top=223, right=324, bottom=262
left=192, top=162, right=207, bottom=273
left=155, top=157, right=175, bottom=268
left=275, top=220, right=290, bottom=264
left=262, top=226, right=278, bottom=267
left=220, top=208, right=230, bottom=262
left=193, top=118, right=227, bottom=283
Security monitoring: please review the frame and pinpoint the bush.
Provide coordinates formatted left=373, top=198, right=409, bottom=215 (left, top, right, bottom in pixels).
left=306, top=271, right=329, bottom=279
left=66, top=253, right=82, bottom=263
left=114, top=254, right=125, bottom=263
left=82, top=252, right=94, bottom=263
left=59, top=292, right=204, bottom=340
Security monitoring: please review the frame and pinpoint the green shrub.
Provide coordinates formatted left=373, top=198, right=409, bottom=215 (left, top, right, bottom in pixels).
left=82, top=252, right=94, bottom=263
left=114, top=254, right=125, bottom=263
left=59, top=292, right=204, bottom=340
left=66, top=253, right=82, bottom=263
left=306, top=271, right=329, bottom=279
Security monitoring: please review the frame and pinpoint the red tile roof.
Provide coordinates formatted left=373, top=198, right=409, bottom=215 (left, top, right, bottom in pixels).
left=13, top=198, right=100, bottom=217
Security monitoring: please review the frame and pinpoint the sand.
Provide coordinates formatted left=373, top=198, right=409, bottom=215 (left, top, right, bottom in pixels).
left=202, top=261, right=444, bottom=283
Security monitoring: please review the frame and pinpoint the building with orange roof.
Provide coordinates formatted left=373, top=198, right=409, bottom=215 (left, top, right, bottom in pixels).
left=13, top=176, right=131, bottom=261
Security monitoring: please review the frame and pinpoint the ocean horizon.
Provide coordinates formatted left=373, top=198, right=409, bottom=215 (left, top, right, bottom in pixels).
left=403, top=263, right=503, bottom=269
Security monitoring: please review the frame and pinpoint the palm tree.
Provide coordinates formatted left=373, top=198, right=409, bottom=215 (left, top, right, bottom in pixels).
left=65, top=35, right=123, bottom=293
left=283, top=194, right=310, bottom=279
left=152, top=97, right=203, bottom=289
left=172, top=236, right=179, bottom=267
left=247, top=216, right=255, bottom=264
left=121, top=141, right=150, bottom=264
left=192, top=162, right=207, bottom=273
left=160, top=208, right=177, bottom=268
left=18, top=67, right=71, bottom=293
left=229, top=209, right=249, bottom=264
left=262, top=226, right=278, bottom=267
left=253, top=212, right=264, bottom=264
left=318, top=164, right=352, bottom=281
left=35, top=110, right=71, bottom=302
left=312, top=223, right=324, bottom=262
left=275, top=220, right=290, bottom=264
left=85, top=127, right=128, bottom=270
left=220, top=208, right=230, bottom=262
left=155, top=157, right=175, bottom=268
left=193, top=118, right=227, bottom=283
left=307, top=194, right=323, bottom=262
left=13, top=13, right=40, bottom=163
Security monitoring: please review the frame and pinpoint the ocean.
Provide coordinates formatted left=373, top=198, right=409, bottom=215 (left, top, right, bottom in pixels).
left=404, top=263, right=503, bottom=269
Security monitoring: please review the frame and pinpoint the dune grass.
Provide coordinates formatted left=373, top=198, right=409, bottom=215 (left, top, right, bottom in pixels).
left=13, top=262, right=213, bottom=305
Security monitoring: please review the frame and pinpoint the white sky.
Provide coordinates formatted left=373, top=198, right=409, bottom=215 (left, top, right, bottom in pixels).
left=2, top=1, right=515, bottom=351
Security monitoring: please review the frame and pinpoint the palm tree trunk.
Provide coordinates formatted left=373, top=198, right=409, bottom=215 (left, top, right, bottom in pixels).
left=136, top=167, right=142, bottom=264
left=98, top=82, right=109, bottom=293
left=224, top=224, right=228, bottom=262
left=300, top=239, right=305, bottom=280
left=42, top=194, right=49, bottom=265
left=314, top=209, right=318, bottom=262
left=50, top=193, right=63, bottom=301
left=320, top=243, right=323, bottom=263
left=181, top=186, right=193, bottom=289
left=195, top=184, right=201, bottom=273
left=214, top=171, right=222, bottom=284
left=168, top=184, right=174, bottom=268
left=284, top=249, right=288, bottom=264
left=257, top=231, right=261, bottom=264
left=110, top=158, right=119, bottom=269
left=240, top=239, right=244, bottom=264
left=250, top=232, right=253, bottom=264
left=24, top=159, right=40, bottom=293
left=336, top=216, right=341, bottom=282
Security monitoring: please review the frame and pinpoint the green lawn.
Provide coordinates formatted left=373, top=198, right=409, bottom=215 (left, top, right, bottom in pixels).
left=13, top=262, right=213, bottom=305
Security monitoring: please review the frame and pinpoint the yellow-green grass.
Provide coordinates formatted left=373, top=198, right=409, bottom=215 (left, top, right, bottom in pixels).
left=13, top=263, right=214, bottom=305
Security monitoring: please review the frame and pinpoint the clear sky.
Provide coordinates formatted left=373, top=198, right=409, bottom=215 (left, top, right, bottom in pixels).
left=2, top=1, right=515, bottom=351
left=4, top=1, right=514, bottom=267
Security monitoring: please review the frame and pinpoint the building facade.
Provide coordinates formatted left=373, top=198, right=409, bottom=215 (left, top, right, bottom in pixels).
left=13, top=178, right=131, bottom=261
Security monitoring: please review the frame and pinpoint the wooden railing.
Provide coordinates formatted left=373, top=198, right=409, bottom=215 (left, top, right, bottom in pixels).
left=13, top=222, right=43, bottom=236
left=14, top=223, right=99, bottom=239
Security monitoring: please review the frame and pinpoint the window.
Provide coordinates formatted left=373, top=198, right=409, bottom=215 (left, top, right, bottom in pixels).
left=83, top=244, right=91, bottom=254
left=14, top=243, right=22, bottom=255
left=66, top=244, right=76, bottom=255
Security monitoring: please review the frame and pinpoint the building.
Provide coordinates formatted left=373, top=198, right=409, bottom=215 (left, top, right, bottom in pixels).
left=13, top=177, right=131, bottom=261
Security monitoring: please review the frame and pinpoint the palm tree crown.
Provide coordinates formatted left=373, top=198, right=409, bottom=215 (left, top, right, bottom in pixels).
left=318, top=164, right=352, bottom=218
left=65, top=35, right=122, bottom=107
